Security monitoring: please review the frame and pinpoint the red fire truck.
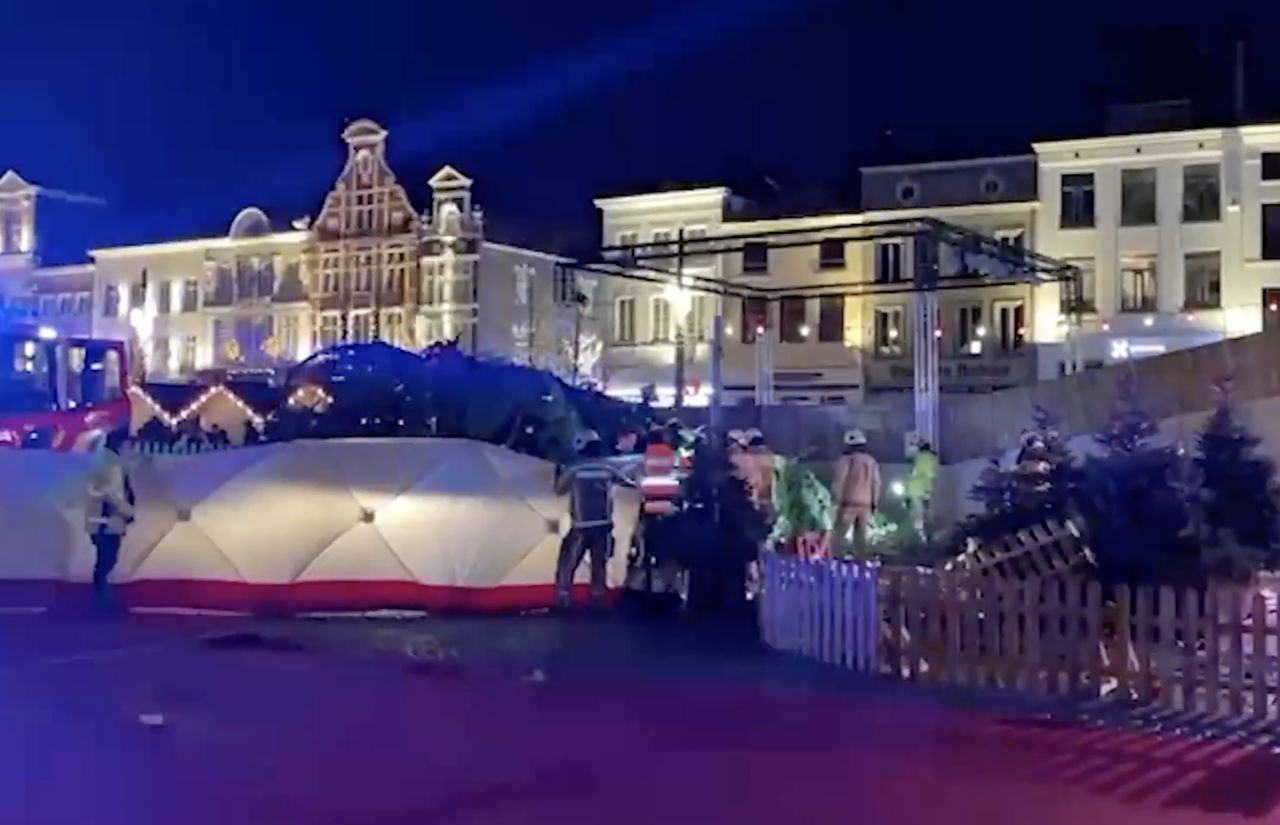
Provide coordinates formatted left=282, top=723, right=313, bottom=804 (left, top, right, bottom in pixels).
left=0, top=323, right=131, bottom=451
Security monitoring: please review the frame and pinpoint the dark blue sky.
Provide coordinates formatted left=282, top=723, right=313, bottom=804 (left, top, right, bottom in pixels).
left=2, top=2, right=1275, bottom=263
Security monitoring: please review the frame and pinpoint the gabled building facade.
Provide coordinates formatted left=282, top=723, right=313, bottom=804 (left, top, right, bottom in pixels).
left=9, top=120, right=597, bottom=384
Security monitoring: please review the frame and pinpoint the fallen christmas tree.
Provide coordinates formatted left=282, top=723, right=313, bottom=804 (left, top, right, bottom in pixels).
left=264, top=340, right=653, bottom=464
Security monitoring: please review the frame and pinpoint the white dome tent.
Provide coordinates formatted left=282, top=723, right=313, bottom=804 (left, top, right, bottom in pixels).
left=0, top=439, right=639, bottom=612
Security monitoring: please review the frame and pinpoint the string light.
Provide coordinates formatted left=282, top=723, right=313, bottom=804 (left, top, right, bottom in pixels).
left=128, top=384, right=265, bottom=430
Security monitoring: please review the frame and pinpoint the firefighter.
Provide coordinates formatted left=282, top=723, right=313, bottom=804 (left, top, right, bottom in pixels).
left=554, top=430, right=635, bottom=609
left=831, top=429, right=881, bottom=555
left=84, top=428, right=135, bottom=611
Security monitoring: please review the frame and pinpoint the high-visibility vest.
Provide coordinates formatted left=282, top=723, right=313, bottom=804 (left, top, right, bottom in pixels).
left=641, top=444, right=680, bottom=514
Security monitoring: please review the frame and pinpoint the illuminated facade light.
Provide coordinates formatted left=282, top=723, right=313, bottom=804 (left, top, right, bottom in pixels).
left=888, top=328, right=899, bottom=340
left=798, top=323, right=810, bottom=339
left=1143, top=315, right=1155, bottom=327
left=975, top=325, right=987, bottom=338
left=36, top=325, right=57, bottom=340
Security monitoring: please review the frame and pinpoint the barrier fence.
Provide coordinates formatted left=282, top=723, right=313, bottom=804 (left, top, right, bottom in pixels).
left=761, top=554, right=1280, bottom=719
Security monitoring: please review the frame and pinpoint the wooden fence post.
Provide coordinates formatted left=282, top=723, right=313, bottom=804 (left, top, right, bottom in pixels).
left=1157, top=584, right=1177, bottom=710
left=1227, top=589, right=1244, bottom=716
left=1135, top=586, right=1154, bottom=704
left=1022, top=577, right=1041, bottom=694
left=1182, top=587, right=1199, bottom=713
left=1204, top=585, right=1220, bottom=716
left=1250, top=591, right=1268, bottom=719
left=1085, top=580, right=1103, bottom=698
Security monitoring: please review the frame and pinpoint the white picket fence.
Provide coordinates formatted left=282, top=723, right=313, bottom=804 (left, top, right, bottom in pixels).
left=760, top=552, right=879, bottom=673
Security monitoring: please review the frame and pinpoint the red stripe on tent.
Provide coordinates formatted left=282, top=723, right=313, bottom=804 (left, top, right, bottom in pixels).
left=0, top=580, right=615, bottom=614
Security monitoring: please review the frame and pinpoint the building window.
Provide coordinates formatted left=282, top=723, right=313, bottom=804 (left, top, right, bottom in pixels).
left=1183, top=164, right=1220, bottom=223
left=1060, top=258, right=1096, bottom=313
left=614, top=296, right=636, bottom=344
left=683, top=226, right=710, bottom=264
left=874, top=240, right=905, bottom=283
left=156, top=281, right=171, bottom=315
left=741, top=297, right=768, bottom=343
left=1264, top=204, right=1280, bottom=260
left=76, top=293, right=92, bottom=317
left=613, top=231, right=639, bottom=264
left=1121, top=168, right=1157, bottom=226
left=1120, top=258, right=1158, bottom=312
left=351, top=313, right=373, bottom=343
left=779, top=297, right=808, bottom=343
left=175, top=278, right=195, bottom=313
left=1263, top=153, right=1280, bottom=181
left=1184, top=251, right=1221, bottom=309
left=818, top=296, right=844, bottom=342
left=513, top=264, right=532, bottom=306
left=279, top=316, right=300, bottom=359
left=383, top=312, right=403, bottom=347
left=650, top=296, right=672, bottom=342
left=742, top=242, right=768, bottom=274
left=818, top=239, right=845, bottom=269
left=895, top=180, right=919, bottom=205
left=179, top=336, right=197, bottom=373
left=874, top=306, right=904, bottom=357
left=689, top=293, right=712, bottom=341
left=1060, top=173, right=1095, bottom=228
left=152, top=338, right=170, bottom=374
left=979, top=174, right=1003, bottom=198
left=319, top=314, right=341, bottom=348
left=553, top=266, right=579, bottom=307
left=102, top=285, right=120, bottom=319
left=650, top=230, right=674, bottom=271
left=994, top=300, right=1025, bottom=352
left=955, top=303, right=983, bottom=356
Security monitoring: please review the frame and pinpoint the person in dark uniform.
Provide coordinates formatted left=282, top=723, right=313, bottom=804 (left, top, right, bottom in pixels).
left=554, top=430, right=636, bottom=608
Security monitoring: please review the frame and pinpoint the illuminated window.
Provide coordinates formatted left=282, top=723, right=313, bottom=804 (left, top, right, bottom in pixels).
left=319, top=314, right=341, bottom=348
left=382, top=312, right=403, bottom=347
left=650, top=296, right=672, bottom=342
left=614, top=296, right=636, bottom=344
left=995, top=300, right=1026, bottom=352
left=180, top=336, right=197, bottom=373
left=1184, top=251, right=1221, bottom=309
left=955, top=303, right=983, bottom=356
left=1120, top=258, right=1157, bottom=312
left=351, top=313, right=373, bottom=342
left=1060, top=258, right=1096, bottom=313
left=874, top=306, right=904, bottom=357
left=741, top=297, right=768, bottom=343
left=689, top=294, right=712, bottom=341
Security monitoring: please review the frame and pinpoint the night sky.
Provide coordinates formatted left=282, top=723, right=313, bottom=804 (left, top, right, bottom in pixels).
left=2, top=2, right=1277, bottom=263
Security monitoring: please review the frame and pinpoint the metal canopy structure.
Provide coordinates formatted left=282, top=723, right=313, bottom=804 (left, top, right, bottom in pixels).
left=558, top=216, right=1080, bottom=447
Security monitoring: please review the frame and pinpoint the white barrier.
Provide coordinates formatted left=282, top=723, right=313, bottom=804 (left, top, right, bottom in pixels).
left=760, top=553, right=878, bottom=673
left=0, top=438, right=638, bottom=612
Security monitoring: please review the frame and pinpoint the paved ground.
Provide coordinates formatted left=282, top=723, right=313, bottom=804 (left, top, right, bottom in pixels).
left=0, top=610, right=1278, bottom=824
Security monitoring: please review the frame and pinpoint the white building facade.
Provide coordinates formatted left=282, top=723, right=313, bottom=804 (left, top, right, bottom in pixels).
left=1033, top=125, right=1280, bottom=372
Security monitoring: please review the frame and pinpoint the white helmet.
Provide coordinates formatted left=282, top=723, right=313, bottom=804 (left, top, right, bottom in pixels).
left=572, top=429, right=601, bottom=452
left=843, top=428, right=867, bottom=447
